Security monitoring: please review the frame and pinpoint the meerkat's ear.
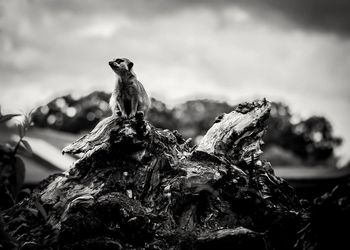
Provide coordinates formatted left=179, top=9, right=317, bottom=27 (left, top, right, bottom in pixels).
left=127, top=61, right=134, bottom=70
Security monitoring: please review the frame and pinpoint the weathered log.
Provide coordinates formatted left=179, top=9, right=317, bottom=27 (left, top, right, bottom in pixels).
left=62, top=115, right=122, bottom=155
left=197, top=99, right=270, bottom=164
left=1, top=99, right=304, bottom=250
left=196, top=227, right=266, bottom=250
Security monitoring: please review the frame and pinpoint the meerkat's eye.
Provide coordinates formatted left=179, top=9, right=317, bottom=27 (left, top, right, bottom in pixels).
left=127, top=62, right=134, bottom=70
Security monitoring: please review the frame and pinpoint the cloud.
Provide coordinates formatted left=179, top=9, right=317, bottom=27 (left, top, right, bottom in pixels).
left=77, top=20, right=122, bottom=39
left=250, top=0, right=350, bottom=35
left=179, top=0, right=350, bottom=36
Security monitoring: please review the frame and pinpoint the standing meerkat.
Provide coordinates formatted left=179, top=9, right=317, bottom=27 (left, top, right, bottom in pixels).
left=109, top=58, right=151, bottom=118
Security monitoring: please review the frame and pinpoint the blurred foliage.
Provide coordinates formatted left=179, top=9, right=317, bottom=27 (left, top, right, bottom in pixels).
left=264, top=102, right=342, bottom=166
left=32, top=92, right=342, bottom=167
left=172, top=100, right=232, bottom=141
left=32, top=91, right=111, bottom=133
left=147, top=98, right=177, bottom=131
left=0, top=109, right=33, bottom=211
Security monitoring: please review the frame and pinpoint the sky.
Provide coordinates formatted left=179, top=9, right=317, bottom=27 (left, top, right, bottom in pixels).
left=0, top=0, right=350, bottom=163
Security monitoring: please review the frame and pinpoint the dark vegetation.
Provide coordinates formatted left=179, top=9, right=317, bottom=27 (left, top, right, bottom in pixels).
left=0, top=110, right=33, bottom=249
left=0, top=110, right=32, bottom=211
left=32, top=91, right=342, bottom=167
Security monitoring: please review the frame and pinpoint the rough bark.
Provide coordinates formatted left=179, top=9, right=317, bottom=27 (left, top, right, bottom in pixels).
left=197, top=99, right=270, bottom=164
left=1, top=99, right=304, bottom=250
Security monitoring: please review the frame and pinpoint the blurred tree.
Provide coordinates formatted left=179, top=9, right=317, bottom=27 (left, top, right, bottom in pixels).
left=32, top=93, right=342, bottom=167
left=264, top=102, right=342, bottom=166
left=32, top=91, right=111, bottom=133
left=290, top=116, right=342, bottom=164
left=264, top=102, right=294, bottom=148
left=147, top=98, right=177, bottom=131
left=172, top=100, right=233, bottom=141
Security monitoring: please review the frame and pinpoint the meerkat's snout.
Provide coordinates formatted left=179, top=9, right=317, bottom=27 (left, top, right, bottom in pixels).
left=108, top=60, right=121, bottom=69
left=109, top=58, right=134, bottom=72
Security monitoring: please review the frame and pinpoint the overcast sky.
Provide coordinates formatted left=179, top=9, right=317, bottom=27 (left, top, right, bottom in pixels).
left=0, top=0, right=350, bottom=162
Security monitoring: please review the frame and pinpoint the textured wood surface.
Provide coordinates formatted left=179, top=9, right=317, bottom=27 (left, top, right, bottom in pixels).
left=1, top=99, right=305, bottom=250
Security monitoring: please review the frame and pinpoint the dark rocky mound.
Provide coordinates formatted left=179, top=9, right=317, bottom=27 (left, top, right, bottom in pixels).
left=1, top=100, right=305, bottom=250
left=295, top=182, right=350, bottom=250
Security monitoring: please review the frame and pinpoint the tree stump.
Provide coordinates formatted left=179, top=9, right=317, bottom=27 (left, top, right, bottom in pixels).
left=1, top=99, right=304, bottom=250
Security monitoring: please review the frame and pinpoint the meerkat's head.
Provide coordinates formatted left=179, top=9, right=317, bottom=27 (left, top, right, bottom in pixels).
left=109, top=58, right=135, bottom=78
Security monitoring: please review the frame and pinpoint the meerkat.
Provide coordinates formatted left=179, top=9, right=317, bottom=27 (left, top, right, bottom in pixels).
left=109, top=58, right=151, bottom=118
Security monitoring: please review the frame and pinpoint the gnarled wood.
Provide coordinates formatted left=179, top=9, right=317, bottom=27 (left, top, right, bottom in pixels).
left=197, top=99, right=270, bottom=164
left=1, top=99, right=304, bottom=250
left=62, top=115, right=118, bottom=155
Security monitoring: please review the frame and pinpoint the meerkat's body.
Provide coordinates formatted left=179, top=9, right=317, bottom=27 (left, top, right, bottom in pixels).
left=109, top=58, right=150, bottom=118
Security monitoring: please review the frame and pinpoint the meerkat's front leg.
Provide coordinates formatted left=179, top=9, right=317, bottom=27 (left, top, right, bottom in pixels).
left=117, top=98, right=127, bottom=118
left=116, top=103, right=125, bottom=118
left=129, top=97, right=138, bottom=117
